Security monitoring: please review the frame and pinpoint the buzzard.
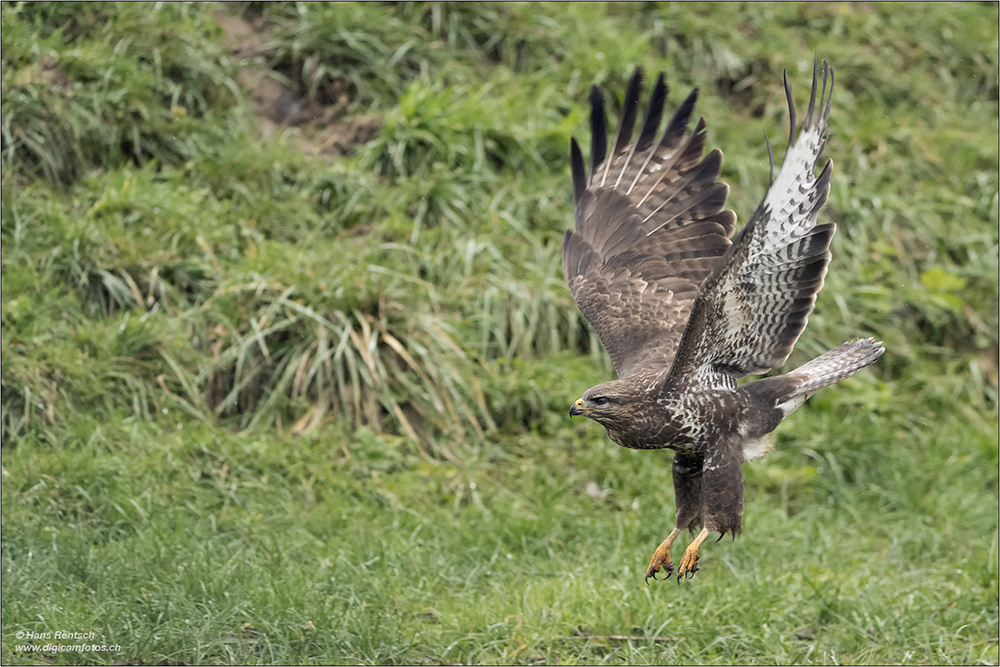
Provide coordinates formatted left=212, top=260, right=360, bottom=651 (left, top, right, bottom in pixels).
left=563, top=62, right=884, bottom=582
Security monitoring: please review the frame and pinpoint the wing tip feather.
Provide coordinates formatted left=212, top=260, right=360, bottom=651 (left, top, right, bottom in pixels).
left=636, top=72, right=668, bottom=151
left=571, top=137, right=586, bottom=207
left=589, top=84, right=607, bottom=178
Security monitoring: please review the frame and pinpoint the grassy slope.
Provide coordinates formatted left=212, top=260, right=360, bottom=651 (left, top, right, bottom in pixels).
left=2, top=2, right=998, bottom=665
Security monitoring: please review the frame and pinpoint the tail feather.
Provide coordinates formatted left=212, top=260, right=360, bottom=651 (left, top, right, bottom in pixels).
left=788, top=337, right=885, bottom=397
left=743, top=337, right=883, bottom=452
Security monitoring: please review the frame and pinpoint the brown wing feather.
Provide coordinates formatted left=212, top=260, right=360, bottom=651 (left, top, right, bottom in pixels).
left=563, top=69, right=736, bottom=380
left=669, top=61, right=836, bottom=385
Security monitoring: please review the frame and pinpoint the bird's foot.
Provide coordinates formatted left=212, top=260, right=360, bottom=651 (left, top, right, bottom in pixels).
left=644, top=546, right=675, bottom=583
left=676, top=544, right=700, bottom=580
left=644, top=528, right=682, bottom=584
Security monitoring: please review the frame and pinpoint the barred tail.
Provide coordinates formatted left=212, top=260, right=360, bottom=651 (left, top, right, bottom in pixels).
left=787, top=337, right=885, bottom=397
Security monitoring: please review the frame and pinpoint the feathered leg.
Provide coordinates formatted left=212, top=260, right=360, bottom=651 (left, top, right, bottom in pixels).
left=655, top=436, right=743, bottom=583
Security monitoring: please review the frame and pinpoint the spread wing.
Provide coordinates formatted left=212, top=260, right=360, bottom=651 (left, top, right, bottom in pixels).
left=669, top=61, right=836, bottom=385
left=563, top=69, right=737, bottom=380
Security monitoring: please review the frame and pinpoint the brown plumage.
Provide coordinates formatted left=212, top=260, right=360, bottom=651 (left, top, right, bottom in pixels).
left=564, top=62, right=885, bottom=582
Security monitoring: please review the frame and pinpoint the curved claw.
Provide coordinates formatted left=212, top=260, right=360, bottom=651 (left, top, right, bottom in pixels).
left=675, top=527, right=709, bottom=580
left=644, top=560, right=674, bottom=584
left=676, top=552, right=700, bottom=579
left=651, top=569, right=672, bottom=583
left=645, top=529, right=681, bottom=584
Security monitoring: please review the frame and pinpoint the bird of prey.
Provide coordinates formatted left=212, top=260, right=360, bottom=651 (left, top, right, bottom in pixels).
left=563, top=61, right=884, bottom=582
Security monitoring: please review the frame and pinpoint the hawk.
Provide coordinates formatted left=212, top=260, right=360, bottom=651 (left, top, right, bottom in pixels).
left=563, top=62, right=884, bottom=582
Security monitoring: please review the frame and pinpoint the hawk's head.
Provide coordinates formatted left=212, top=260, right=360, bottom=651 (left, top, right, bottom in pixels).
left=569, top=380, right=641, bottom=428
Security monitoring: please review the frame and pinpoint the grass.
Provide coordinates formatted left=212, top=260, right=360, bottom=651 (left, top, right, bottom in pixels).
left=2, top=1, right=998, bottom=664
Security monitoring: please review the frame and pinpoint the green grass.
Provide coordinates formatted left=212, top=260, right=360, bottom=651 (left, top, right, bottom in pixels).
left=2, top=2, right=998, bottom=664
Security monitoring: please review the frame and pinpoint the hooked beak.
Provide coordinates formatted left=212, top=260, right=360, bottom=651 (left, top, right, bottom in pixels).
left=569, top=398, right=585, bottom=417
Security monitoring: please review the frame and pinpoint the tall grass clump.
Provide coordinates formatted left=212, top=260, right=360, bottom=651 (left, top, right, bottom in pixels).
left=261, top=2, right=445, bottom=110
left=1, top=2, right=240, bottom=187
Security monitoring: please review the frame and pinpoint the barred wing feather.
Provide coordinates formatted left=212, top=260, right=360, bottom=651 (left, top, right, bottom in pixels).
left=669, top=61, right=837, bottom=383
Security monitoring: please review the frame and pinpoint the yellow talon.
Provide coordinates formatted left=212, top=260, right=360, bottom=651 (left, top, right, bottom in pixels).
left=677, top=546, right=700, bottom=578
left=675, top=527, right=711, bottom=581
left=644, top=527, right=681, bottom=582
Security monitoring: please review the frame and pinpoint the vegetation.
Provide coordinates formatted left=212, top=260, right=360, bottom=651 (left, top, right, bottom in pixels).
left=2, top=2, right=997, bottom=664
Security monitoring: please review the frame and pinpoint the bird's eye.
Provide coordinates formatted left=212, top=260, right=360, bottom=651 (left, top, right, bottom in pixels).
left=593, top=396, right=609, bottom=406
